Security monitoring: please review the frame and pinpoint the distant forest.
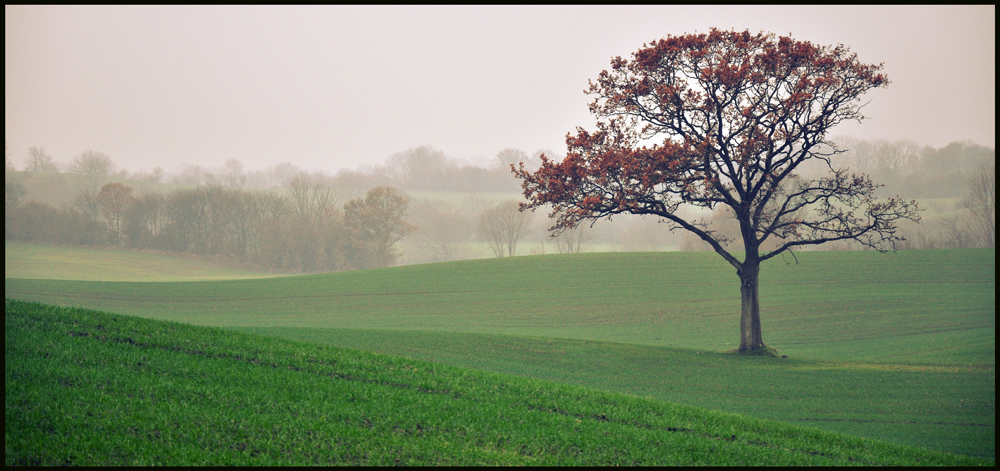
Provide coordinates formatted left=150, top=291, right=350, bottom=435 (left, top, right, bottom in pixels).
left=5, top=139, right=995, bottom=273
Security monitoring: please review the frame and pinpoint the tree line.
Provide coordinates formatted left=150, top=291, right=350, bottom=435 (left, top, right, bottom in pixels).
left=5, top=136, right=994, bottom=267
left=4, top=143, right=569, bottom=268
left=6, top=173, right=414, bottom=273
left=10, top=145, right=545, bottom=195
left=805, top=138, right=994, bottom=199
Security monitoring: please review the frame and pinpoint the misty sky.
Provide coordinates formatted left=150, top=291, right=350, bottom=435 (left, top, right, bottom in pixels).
left=5, top=5, right=995, bottom=174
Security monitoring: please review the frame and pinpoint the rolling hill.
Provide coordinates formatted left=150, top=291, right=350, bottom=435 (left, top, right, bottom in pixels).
left=5, top=247, right=994, bottom=459
left=6, top=300, right=989, bottom=466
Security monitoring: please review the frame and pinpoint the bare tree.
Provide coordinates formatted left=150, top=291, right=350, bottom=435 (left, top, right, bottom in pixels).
left=265, top=161, right=301, bottom=188
left=71, top=151, right=116, bottom=191
left=223, top=158, right=246, bottom=187
left=288, top=173, right=335, bottom=219
left=4, top=140, right=12, bottom=172
left=122, top=191, right=166, bottom=249
left=4, top=139, right=21, bottom=234
left=841, top=139, right=922, bottom=180
left=491, top=148, right=530, bottom=173
left=288, top=173, right=314, bottom=218
left=964, top=159, right=995, bottom=248
left=409, top=200, right=472, bottom=262
left=385, top=145, right=456, bottom=191
left=933, top=159, right=998, bottom=249
left=131, top=167, right=164, bottom=183
left=939, top=214, right=973, bottom=249
left=285, top=172, right=341, bottom=271
left=552, top=223, right=590, bottom=254
left=25, top=147, right=57, bottom=172
left=175, top=164, right=207, bottom=186
left=477, top=199, right=533, bottom=257
left=72, top=188, right=101, bottom=222
left=96, top=182, right=135, bottom=245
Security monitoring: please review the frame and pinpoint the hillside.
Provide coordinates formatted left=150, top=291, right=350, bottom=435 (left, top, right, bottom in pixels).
left=5, top=242, right=288, bottom=282
left=6, top=249, right=994, bottom=363
left=5, top=249, right=994, bottom=459
left=239, top=327, right=995, bottom=459
left=6, top=300, right=988, bottom=466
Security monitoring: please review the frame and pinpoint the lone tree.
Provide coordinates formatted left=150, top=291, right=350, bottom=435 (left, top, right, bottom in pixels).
left=514, top=29, right=920, bottom=354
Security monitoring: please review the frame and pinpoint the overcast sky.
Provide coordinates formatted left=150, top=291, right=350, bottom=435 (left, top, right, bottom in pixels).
left=5, top=5, right=995, bottom=174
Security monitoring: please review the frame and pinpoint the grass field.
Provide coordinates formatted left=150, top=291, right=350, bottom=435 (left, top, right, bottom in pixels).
left=4, top=241, right=287, bottom=282
left=6, top=300, right=989, bottom=466
left=6, top=249, right=993, bottom=362
left=240, top=327, right=993, bottom=458
left=4, top=247, right=995, bottom=460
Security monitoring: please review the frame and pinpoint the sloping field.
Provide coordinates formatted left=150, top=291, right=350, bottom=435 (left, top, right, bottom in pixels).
left=5, top=249, right=994, bottom=459
left=243, top=327, right=993, bottom=458
left=6, top=249, right=994, bottom=363
left=5, top=241, right=286, bottom=282
left=6, top=300, right=989, bottom=466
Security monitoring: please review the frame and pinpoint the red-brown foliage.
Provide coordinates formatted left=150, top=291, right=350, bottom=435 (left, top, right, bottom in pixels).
left=514, top=29, right=918, bottom=267
left=513, top=29, right=921, bottom=353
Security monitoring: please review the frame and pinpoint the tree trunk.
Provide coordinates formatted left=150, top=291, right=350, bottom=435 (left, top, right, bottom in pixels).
left=738, top=258, right=765, bottom=353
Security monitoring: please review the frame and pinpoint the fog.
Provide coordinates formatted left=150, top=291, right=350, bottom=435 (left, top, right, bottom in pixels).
left=5, top=6, right=995, bottom=270
left=5, top=5, right=995, bottom=175
left=6, top=136, right=994, bottom=273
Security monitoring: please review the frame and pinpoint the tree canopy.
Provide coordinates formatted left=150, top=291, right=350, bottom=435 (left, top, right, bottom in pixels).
left=514, top=29, right=921, bottom=353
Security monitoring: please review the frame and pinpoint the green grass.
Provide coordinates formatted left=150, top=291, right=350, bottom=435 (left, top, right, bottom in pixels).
left=5, top=241, right=288, bottom=282
left=5, top=249, right=994, bottom=459
left=6, top=300, right=989, bottom=466
left=6, top=250, right=994, bottom=364
left=240, top=327, right=993, bottom=458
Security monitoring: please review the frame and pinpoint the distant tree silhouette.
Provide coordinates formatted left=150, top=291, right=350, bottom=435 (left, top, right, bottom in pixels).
left=477, top=200, right=532, bottom=258
left=342, top=186, right=414, bottom=269
left=25, top=147, right=57, bottom=172
left=96, top=182, right=134, bottom=245
left=71, top=151, right=116, bottom=191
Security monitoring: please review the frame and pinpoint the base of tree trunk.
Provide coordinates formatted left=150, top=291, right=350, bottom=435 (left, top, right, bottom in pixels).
left=734, top=344, right=780, bottom=357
